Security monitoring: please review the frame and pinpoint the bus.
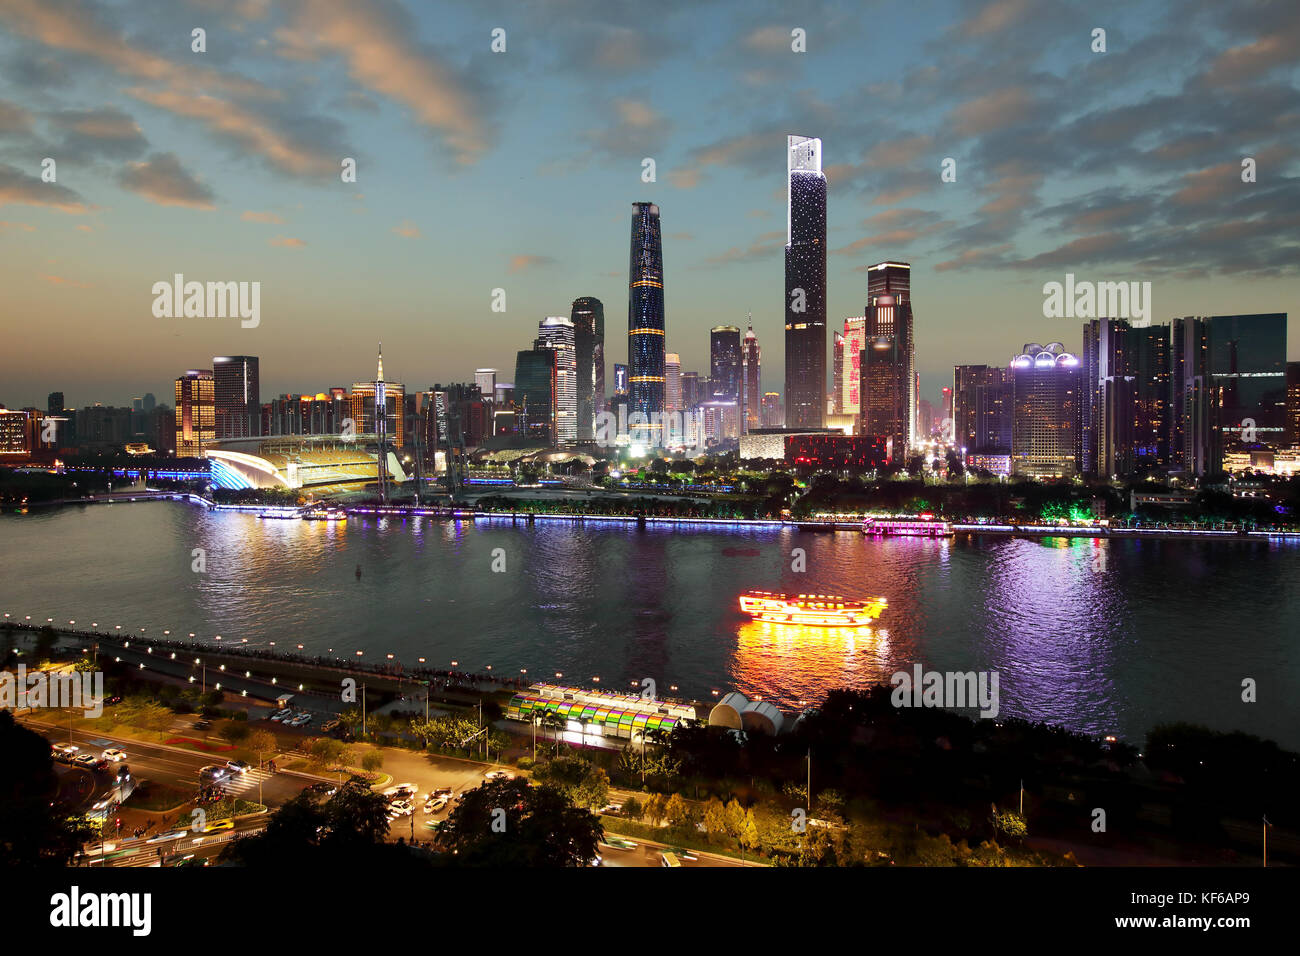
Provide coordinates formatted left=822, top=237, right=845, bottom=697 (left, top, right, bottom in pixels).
left=661, top=852, right=681, bottom=868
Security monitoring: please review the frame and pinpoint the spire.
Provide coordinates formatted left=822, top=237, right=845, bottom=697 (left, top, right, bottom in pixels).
left=377, top=342, right=384, bottom=382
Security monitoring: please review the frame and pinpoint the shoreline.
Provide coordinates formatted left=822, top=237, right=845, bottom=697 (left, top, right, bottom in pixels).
left=7, top=491, right=1299, bottom=542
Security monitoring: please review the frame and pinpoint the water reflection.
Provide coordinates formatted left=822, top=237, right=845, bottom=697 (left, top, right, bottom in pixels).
left=731, top=619, right=894, bottom=707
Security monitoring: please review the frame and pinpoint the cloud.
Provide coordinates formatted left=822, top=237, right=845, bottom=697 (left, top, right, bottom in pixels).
left=947, top=86, right=1039, bottom=137
left=0, top=164, right=89, bottom=213
left=50, top=106, right=148, bottom=160
left=269, top=235, right=307, bottom=247
left=508, top=254, right=555, bottom=273
left=698, top=231, right=785, bottom=268
left=118, top=153, right=215, bottom=209
left=281, top=0, right=491, bottom=165
left=585, top=97, right=672, bottom=159
left=241, top=210, right=284, bottom=223
left=0, top=220, right=35, bottom=231
left=39, top=273, right=91, bottom=288
left=0, top=99, right=33, bottom=135
left=393, top=220, right=421, bottom=238
left=742, top=26, right=793, bottom=53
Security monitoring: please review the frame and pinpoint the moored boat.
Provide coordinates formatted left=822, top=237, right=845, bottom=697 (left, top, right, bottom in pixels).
left=738, top=589, right=887, bottom=626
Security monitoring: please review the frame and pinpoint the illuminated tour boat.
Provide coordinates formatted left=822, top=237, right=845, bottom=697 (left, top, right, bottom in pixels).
left=738, top=590, right=887, bottom=626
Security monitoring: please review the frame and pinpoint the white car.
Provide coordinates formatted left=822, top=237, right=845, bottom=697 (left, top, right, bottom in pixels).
left=269, top=709, right=292, bottom=722
left=382, top=783, right=417, bottom=798
left=423, top=796, right=448, bottom=814
left=483, top=770, right=512, bottom=781
left=102, top=748, right=127, bottom=762
left=388, top=800, right=414, bottom=817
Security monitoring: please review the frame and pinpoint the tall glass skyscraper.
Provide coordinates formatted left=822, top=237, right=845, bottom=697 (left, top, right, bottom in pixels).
left=514, top=347, right=557, bottom=444
left=710, top=325, right=741, bottom=401
left=784, top=135, right=826, bottom=428
left=212, top=355, right=260, bottom=439
left=536, top=316, right=577, bottom=446
left=628, top=202, right=665, bottom=431
left=1010, top=343, right=1082, bottom=478
left=664, top=353, right=682, bottom=412
left=742, top=322, right=761, bottom=433
left=570, top=297, right=604, bottom=441
left=860, top=262, right=914, bottom=459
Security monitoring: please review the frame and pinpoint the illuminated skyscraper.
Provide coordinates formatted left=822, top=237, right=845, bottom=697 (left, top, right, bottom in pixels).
left=1171, top=316, right=1212, bottom=475
left=761, top=392, right=783, bottom=428
left=475, top=369, right=497, bottom=402
left=1010, top=343, right=1082, bottom=478
left=836, top=317, right=866, bottom=417
left=859, top=262, right=914, bottom=460
left=784, top=135, right=827, bottom=428
left=628, top=202, right=666, bottom=431
left=613, top=363, right=628, bottom=397
left=954, top=365, right=1011, bottom=455
left=212, top=355, right=260, bottom=439
left=174, top=369, right=214, bottom=458
left=570, top=297, right=604, bottom=441
left=515, top=347, right=557, bottom=443
left=536, top=316, right=577, bottom=446
left=664, top=353, right=682, bottom=412
left=742, top=320, right=761, bottom=433
left=710, top=325, right=741, bottom=402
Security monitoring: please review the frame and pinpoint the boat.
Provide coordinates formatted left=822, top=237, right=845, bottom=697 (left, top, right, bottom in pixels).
left=302, top=508, right=346, bottom=521
left=738, top=590, right=887, bottom=626
left=257, top=510, right=300, bottom=519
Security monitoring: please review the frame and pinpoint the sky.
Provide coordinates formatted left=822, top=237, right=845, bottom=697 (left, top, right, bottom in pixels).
left=0, top=0, right=1297, bottom=411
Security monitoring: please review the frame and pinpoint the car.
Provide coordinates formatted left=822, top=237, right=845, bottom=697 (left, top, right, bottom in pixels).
left=102, top=748, right=127, bottom=762
left=201, top=819, right=234, bottom=833
left=422, top=820, right=442, bottom=832
left=198, top=764, right=230, bottom=782
left=72, top=753, right=97, bottom=768
left=103, top=695, right=122, bottom=706
left=388, top=800, right=414, bottom=817
left=431, top=787, right=454, bottom=797
left=483, top=770, right=512, bottom=781
left=602, top=837, right=638, bottom=851
left=382, top=784, right=417, bottom=798
left=667, top=846, right=698, bottom=861
left=306, top=782, right=337, bottom=796
left=320, top=718, right=341, bottom=732
left=225, top=760, right=251, bottom=774
left=268, top=709, right=292, bottom=722
left=92, top=758, right=111, bottom=772
left=589, top=854, right=603, bottom=867
left=287, top=714, right=312, bottom=727
left=91, top=797, right=115, bottom=812
left=423, top=796, right=448, bottom=814
left=600, top=803, right=623, bottom=814
left=193, top=719, right=211, bottom=730
left=116, top=765, right=131, bottom=783
left=146, top=829, right=189, bottom=844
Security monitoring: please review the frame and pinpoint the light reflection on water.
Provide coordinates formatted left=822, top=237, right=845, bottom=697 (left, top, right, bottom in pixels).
left=2, top=502, right=1298, bottom=747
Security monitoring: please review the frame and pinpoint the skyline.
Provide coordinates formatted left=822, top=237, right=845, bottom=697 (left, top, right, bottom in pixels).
left=1, top=0, right=1298, bottom=410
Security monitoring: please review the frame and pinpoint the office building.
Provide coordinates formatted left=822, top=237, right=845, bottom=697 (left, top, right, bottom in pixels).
left=784, top=135, right=827, bottom=428
left=1010, top=343, right=1082, bottom=478
left=536, top=316, right=577, bottom=446
left=664, top=353, right=682, bottom=413
left=212, top=355, right=260, bottom=439
left=860, top=262, right=915, bottom=460
left=515, top=347, right=557, bottom=444
left=628, top=202, right=666, bottom=432
left=174, top=369, right=215, bottom=458
left=742, top=322, right=761, bottom=433
left=710, top=325, right=741, bottom=402
left=571, top=297, right=604, bottom=441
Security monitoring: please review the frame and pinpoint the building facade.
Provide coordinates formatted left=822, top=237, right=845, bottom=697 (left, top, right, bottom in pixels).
left=628, top=202, right=666, bottom=433
left=784, top=135, right=827, bottom=428
left=1010, top=343, right=1082, bottom=478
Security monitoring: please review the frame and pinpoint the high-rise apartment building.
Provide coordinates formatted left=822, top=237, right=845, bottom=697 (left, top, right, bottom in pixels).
left=1171, top=316, right=1213, bottom=475
left=784, top=135, right=826, bottom=428
left=834, top=317, right=866, bottom=417
left=475, top=369, right=497, bottom=402
left=761, top=392, right=783, bottom=428
left=1287, top=361, right=1300, bottom=448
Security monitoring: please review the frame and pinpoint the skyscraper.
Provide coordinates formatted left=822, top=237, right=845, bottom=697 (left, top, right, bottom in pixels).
left=1081, top=319, right=1135, bottom=477
left=784, top=135, right=826, bottom=428
left=664, top=353, right=682, bottom=413
left=1171, top=316, right=1212, bottom=475
left=628, top=202, right=666, bottom=433
left=1010, top=343, right=1082, bottom=478
left=571, top=297, right=604, bottom=441
left=475, top=369, right=497, bottom=402
left=174, top=369, right=214, bottom=458
left=1287, top=362, right=1300, bottom=448
left=212, top=355, right=260, bottom=439
left=836, top=317, right=866, bottom=418
left=710, top=325, right=741, bottom=401
left=953, top=365, right=1012, bottom=455
left=1132, top=326, right=1170, bottom=467
left=761, top=392, right=782, bottom=427
left=681, top=371, right=701, bottom=410
left=742, top=321, right=761, bottom=433
left=1208, top=312, right=1288, bottom=452
left=536, top=316, right=577, bottom=446
left=860, top=262, right=914, bottom=460
left=514, top=347, right=557, bottom=443
left=613, top=363, right=628, bottom=397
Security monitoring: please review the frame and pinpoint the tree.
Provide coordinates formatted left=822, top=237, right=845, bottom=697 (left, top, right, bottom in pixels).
left=622, top=796, right=643, bottom=821
left=361, top=750, right=384, bottom=772
left=246, top=729, right=278, bottom=768
left=665, top=793, right=693, bottom=829
left=437, top=778, right=602, bottom=866
left=219, top=777, right=393, bottom=866
left=642, top=793, right=668, bottom=826
left=0, top=712, right=94, bottom=866
left=702, top=798, right=728, bottom=842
